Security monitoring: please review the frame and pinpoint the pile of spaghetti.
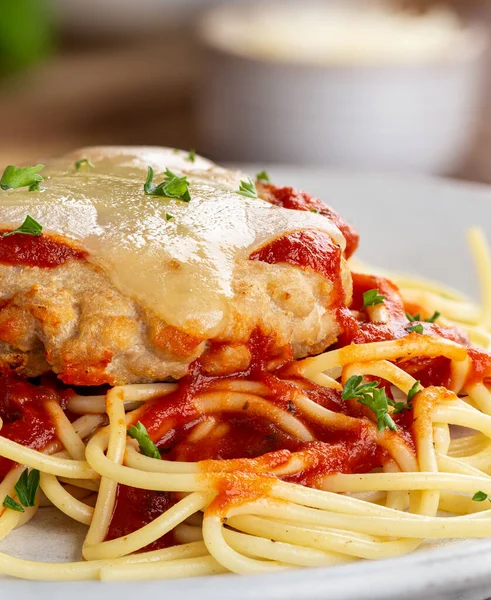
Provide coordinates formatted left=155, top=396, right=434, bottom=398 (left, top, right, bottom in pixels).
left=1, top=230, right=491, bottom=581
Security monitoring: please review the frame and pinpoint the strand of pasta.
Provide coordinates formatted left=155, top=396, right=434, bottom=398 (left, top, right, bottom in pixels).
left=222, top=527, right=352, bottom=567
left=0, top=541, right=210, bottom=581
left=39, top=473, right=94, bottom=525
left=298, top=335, right=467, bottom=378
left=195, top=393, right=313, bottom=441
left=224, top=496, right=491, bottom=538
left=99, top=555, right=227, bottom=582
left=413, top=388, right=442, bottom=517
left=202, top=511, right=287, bottom=574
left=174, top=523, right=204, bottom=544
left=85, top=430, right=200, bottom=492
left=468, top=227, right=491, bottom=330
left=67, top=383, right=178, bottom=415
left=0, top=436, right=97, bottom=479
left=323, top=472, right=491, bottom=496
left=83, top=387, right=127, bottom=553
left=227, top=514, right=420, bottom=560
left=84, top=492, right=213, bottom=561
left=45, top=398, right=87, bottom=460
left=449, top=432, right=488, bottom=457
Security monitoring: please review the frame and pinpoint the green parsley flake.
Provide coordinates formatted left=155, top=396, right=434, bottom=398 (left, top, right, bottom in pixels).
left=144, top=166, right=191, bottom=202
left=237, top=178, right=258, bottom=199
left=406, top=311, right=441, bottom=324
left=472, top=491, right=490, bottom=502
left=392, top=380, right=420, bottom=415
left=406, top=323, right=424, bottom=334
left=165, top=213, right=174, bottom=221
left=425, top=311, right=441, bottom=323
left=362, top=289, right=386, bottom=310
left=127, top=421, right=161, bottom=460
left=407, top=380, right=421, bottom=404
left=255, top=170, right=270, bottom=183
left=187, top=149, right=196, bottom=163
left=75, top=158, right=95, bottom=170
left=0, top=164, right=45, bottom=192
left=1, top=215, right=42, bottom=238
left=3, top=469, right=40, bottom=513
left=342, top=375, right=397, bottom=431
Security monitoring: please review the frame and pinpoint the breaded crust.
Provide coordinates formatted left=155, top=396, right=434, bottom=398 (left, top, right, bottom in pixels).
left=0, top=257, right=351, bottom=385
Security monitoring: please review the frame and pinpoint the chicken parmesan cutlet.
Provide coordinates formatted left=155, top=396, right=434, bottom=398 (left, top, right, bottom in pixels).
left=0, top=147, right=357, bottom=385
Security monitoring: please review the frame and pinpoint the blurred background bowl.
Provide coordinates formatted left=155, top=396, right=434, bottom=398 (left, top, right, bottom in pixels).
left=2, top=0, right=491, bottom=181
left=197, top=0, right=489, bottom=174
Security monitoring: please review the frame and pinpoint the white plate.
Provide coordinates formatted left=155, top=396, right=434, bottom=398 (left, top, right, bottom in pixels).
left=2, top=169, right=491, bottom=600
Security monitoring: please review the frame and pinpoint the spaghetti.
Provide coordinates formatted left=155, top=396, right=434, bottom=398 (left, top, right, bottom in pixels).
left=2, top=175, right=491, bottom=581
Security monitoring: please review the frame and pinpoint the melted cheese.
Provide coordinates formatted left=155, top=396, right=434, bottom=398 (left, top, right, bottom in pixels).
left=0, top=147, right=345, bottom=337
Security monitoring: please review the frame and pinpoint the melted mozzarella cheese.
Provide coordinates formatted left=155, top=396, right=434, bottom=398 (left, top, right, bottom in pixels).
left=0, top=147, right=345, bottom=337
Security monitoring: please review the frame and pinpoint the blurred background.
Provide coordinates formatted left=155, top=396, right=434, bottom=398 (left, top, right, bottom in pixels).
left=1, top=0, right=491, bottom=181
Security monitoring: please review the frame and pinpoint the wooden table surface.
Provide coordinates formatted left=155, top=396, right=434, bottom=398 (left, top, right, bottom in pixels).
left=1, top=33, right=491, bottom=185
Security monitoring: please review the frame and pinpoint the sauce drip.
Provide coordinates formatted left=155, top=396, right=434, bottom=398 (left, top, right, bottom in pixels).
left=260, top=184, right=359, bottom=259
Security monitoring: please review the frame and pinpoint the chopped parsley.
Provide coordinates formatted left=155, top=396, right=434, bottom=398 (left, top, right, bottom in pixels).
left=362, top=289, right=386, bottom=310
left=3, top=469, right=40, bottom=512
left=406, top=323, right=424, bottom=334
left=472, top=491, right=491, bottom=502
left=425, top=311, right=441, bottom=323
left=237, top=178, right=258, bottom=199
left=1, top=215, right=42, bottom=238
left=255, top=170, right=270, bottom=183
left=144, top=166, right=191, bottom=202
left=0, top=164, right=45, bottom=192
left=187, top=149, right=196, bottom=163
left=342, top=375, right=397, bottom=432
left=407, top=380, right=421, bottom=404
left=406, top=311, right=441, bottom=324
left=75, top=158, right=95, bottom=170
left=127, top=421, right=161, bottom=460
left=392, top=381, right=420, bottom=415
left=165, top=213, right=174, bottom=221
left=310, top=208, right=319, bottom=214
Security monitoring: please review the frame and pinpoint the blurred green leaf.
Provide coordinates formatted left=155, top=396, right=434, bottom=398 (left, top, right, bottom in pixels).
left=0, top=0, right=54, bottom=76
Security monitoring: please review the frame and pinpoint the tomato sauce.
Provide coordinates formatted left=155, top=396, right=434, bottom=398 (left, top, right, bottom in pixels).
left=0, top=232, right=86, bottom=268
left=261, top=184, right=359, bottom=259
left=397, top=356, right=452, bottom=389
left=105, top=485, right=175, bottom=551
left=466, top=347, right=491, bottom=386
left=249, top=229, right=346, bottom=307
left=0, top=374, right=57, bottom=478
left=336, top=273, right=468, bottom=347
left=284, top=434, right=385, bottom=487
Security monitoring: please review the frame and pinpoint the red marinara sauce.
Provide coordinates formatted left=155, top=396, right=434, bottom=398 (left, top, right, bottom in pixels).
left=466, top=347, right=491, bottom=386
left=0, top=232, right=86, bottom=268
left=259, top=183, right=359, bottom=259
left=105, top=485, right=175, bottom=551
left=337, top=272, right=468, bottom=348
left=0, top=374, right=57, bottom=479
left=103, top=330, right=391, bottom=545
left=249, top=229, right=346, bottom=306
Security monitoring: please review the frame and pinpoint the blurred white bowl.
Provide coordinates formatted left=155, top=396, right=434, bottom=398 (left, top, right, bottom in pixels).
left=197, top=1, right=489, bottom=174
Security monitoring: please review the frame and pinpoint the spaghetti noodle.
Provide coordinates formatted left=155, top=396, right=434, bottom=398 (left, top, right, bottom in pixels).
left=1, top=158, right=491, bottom=581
